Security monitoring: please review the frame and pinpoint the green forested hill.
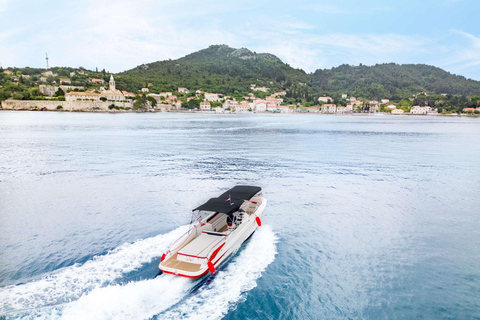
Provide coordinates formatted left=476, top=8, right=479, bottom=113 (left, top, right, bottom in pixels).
left=117, top=44, right=480, bottom=103
left=117, top=45, right=307, bottom=95
left=311, top=63, right=480, bottom=99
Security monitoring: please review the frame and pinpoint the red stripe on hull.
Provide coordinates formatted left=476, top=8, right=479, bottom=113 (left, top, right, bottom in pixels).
left=160, top=269, right=209, bottom=279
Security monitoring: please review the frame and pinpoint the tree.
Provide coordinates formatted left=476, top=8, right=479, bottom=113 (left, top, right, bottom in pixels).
left=147, top=96, right=157, bottom=107
left=54, top=88, right=65, bottom=97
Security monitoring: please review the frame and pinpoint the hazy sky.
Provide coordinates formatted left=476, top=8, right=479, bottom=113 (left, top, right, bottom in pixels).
left=1, top=0, right=479, bottom=79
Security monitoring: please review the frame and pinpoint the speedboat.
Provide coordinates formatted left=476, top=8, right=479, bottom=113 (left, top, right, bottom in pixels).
left=159, top=185, right=266, bottom=278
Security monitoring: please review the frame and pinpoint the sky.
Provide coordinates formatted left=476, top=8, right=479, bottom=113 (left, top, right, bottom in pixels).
left=1, top=0, right=480, bottom=80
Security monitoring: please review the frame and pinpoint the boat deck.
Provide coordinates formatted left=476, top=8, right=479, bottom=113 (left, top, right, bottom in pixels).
left=161, top=253, right=202, bottom=272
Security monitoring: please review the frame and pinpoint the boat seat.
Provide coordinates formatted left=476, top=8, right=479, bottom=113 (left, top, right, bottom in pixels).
left=209, top=212, right=226, bottom=232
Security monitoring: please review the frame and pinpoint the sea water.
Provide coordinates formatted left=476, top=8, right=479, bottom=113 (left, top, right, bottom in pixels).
left=0, top=111, right=479, bottom=319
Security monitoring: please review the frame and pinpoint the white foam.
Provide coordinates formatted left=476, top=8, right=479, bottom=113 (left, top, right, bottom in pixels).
left=62, top=226, right=277, bottom=320
left=1, top=225, right=277, bottom=320
left=0, top=225, right=190, bottom=315
left=61, top=275, right=192, bottom=320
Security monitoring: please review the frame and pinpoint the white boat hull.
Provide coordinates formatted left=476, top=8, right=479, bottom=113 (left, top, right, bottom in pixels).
left=160, top=198, right=267, bottom=278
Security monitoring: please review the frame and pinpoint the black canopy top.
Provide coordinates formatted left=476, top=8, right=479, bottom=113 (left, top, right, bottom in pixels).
left=193, top=185, right=262, bottom=215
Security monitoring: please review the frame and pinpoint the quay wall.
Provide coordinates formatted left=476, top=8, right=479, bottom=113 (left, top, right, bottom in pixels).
left=1, top=99, right=133, bottom=112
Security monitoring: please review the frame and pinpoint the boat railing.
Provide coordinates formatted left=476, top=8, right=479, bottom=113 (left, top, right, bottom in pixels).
left=167, top=224, right=196, bottom=254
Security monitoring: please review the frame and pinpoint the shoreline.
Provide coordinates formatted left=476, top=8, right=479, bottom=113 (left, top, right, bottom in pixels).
left=1, top=108, right=478, bottom=117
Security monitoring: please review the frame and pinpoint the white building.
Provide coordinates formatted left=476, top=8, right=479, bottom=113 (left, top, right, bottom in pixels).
left=223, top=100, right=238, bottom=110
left=199, top=101, right=211, bottom=111
left=410, top=105, right=432, bottom=114
left=66, top=75, right=124, bottom=102
left=321, top=104, right=337, bottom=113
left=391, top=109, right=404, bottom=115
left=318, top=96, right=333, bottom=103
left=235, top=102, right=250, bottom=113
left=381, top=99, right=390, bottom=104
left=253, top=100, right=267, bottom=112
left=204, top=92, right=222, bottom=102
left=387, top=104, right=397, bottom=109
left=336, top=106, right=348, bottom=113
left=253, top=86, right=269, bottom=92
left=342, top=94, right=348, bottom=99
left=178, top=87, right=189, bottom=93
left=160, top=92, right=172, bottom=98
left=141, top=87, right=149, bottom=92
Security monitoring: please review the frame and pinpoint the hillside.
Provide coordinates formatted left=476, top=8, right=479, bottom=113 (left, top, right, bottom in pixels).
left=117, top=44, right=480, bottom=102
left=116, top=44, right=307, bottom=95
left=311, top=63, right=480, bottom=99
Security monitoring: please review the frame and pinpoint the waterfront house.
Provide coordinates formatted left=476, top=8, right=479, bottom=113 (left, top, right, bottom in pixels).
left=253, top=100, right=266, bottom=112
left=175, top=100, right=182, bottom=110
left=320, top=104, right=337, bottom=113
left=463, top=108, right=475, bottom=113
left=410, top=105, right=428, bottom=114
left=199, top=101, right=211, bottom=111
left=410, top=105, right=437, bottom=114
left=391, top=109, right=405, bottom=115
left=336, top=106, right=351, bottom=114
left=318, top=96, right=332, bottom=103
left=235, top=102, right=250, bottom=113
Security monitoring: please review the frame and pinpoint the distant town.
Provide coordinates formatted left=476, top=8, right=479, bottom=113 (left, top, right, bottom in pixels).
left=1, top=68, right=479, bottom=115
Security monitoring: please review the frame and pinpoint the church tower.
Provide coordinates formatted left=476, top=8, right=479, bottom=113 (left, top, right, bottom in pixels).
left=109, top=75, right=116, bottom=91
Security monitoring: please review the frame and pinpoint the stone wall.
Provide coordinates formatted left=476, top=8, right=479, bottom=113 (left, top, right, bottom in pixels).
left=1, top=99, right=133, bottom=112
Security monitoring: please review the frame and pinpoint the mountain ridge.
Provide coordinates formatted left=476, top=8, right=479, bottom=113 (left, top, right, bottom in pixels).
left=117, top=44, right=480, bottom=100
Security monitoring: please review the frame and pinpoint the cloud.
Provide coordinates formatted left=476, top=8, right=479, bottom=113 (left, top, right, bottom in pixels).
left=0, top=0, right=479, bottom=80
left=310, top=3, right=392, bottom=14
left=0, top=0, right=8, bottom=12
left=310, top=4, right=346, bottom=14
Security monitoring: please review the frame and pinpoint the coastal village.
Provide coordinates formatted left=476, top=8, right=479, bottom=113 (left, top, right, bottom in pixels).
left=1, top=68, right=479, bottom=115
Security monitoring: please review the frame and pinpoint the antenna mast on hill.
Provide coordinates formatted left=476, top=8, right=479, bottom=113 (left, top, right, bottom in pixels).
left=45, top=52, right=49, bottom=69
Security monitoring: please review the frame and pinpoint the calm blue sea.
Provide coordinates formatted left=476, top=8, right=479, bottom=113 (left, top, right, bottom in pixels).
left=0, top=111, right=479, bottom=319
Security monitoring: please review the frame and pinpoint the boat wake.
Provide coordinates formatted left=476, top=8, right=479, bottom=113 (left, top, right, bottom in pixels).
left=0, top=225, right=277, bottom=320
left=0, top=225, right=190, bottom=317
